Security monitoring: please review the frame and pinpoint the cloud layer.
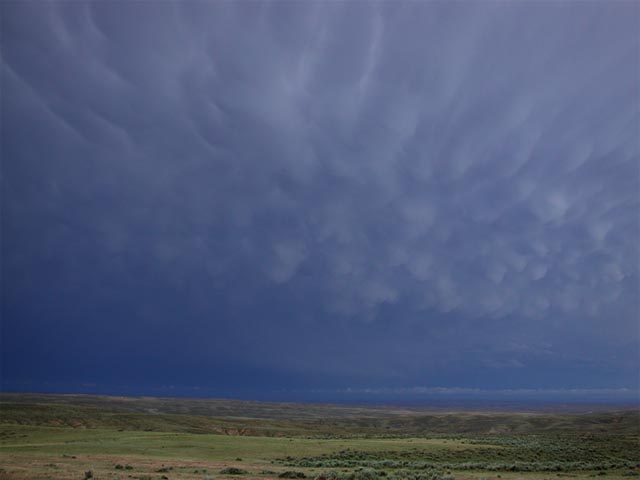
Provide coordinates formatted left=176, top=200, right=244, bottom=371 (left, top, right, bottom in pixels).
left=2, top=1, right=638, bottom=395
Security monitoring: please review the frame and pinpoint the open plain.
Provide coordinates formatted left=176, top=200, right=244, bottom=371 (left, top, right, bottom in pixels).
left=0, top=395, right=638, bottom=480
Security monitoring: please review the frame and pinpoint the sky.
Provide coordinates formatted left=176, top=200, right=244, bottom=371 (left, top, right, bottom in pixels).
left=1, top=1, right=639, bottom=404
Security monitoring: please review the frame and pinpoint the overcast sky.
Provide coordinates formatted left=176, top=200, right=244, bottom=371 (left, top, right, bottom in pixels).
left=2, top=1, right=638, bottom=403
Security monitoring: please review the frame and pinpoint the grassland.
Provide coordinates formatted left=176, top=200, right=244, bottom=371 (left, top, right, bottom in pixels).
left=0, top=394, right=638, bottom=480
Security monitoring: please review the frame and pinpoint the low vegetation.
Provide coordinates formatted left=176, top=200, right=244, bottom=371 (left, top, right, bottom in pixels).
left=0, top=394, right=637, bottom=480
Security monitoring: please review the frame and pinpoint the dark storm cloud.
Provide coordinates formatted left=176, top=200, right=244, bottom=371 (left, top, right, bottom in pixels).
left=2, top=1, right=638, bottom=395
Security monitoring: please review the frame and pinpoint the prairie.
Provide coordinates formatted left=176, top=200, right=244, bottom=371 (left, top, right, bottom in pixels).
left=0, top=395, right=637, bottom=480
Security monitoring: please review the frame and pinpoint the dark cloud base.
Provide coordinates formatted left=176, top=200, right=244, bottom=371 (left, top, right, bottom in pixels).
left=1, top=1, right=638, bottom=402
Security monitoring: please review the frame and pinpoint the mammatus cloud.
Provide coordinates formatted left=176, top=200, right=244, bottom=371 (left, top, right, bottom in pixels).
left=2, top=1, right=638, bottom=390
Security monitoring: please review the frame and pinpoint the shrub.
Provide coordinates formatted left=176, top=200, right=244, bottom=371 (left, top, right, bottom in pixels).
left=315, top=471, right=347, bottom=480
left=221, top=467, right=248, bottom=475
left=279, top=472, right=306, bottom=479
left=354, top=469, right=378, bottom=480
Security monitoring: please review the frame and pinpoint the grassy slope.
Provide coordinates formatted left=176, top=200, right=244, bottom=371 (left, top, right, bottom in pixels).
left=0, top=394, right=418, bottom=420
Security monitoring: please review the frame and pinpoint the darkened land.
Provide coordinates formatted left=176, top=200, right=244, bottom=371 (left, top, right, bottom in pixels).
left=0, top=394, right=638, bottom=480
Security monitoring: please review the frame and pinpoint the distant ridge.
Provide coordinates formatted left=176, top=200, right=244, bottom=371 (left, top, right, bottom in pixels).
left=1, top=393, right=638, bottom=437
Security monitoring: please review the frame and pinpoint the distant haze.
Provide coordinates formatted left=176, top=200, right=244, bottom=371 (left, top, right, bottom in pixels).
left=1, top=1, right=638, bottom=403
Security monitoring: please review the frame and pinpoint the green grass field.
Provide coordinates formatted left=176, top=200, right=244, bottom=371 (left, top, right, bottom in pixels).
left=0, top=395, right=638, bottom=480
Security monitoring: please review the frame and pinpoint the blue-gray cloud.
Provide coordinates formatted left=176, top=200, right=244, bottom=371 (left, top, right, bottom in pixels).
left=2, top=1, right=638, bottom=395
